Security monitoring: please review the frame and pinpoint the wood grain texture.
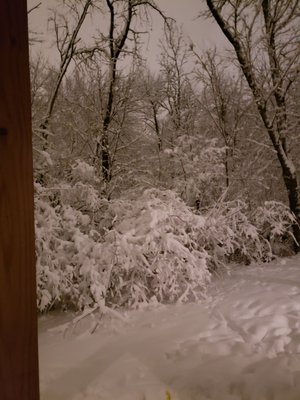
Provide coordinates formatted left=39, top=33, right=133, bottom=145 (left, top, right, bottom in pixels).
left=0, top=0, right=40, bottom=399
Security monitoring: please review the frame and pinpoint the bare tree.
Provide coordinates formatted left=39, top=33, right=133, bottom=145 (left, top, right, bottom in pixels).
left=157, top=22, right=201, bottom=187
left=194, top=50, right=249, bottom=189
left=206, top=0, right=300, bottom=248
left=27, top=1, right=41, bottom=15
left=27, top=1, right=43, bottom=44
left=38, top=0, right=92, bottom=149
left=137, top=71, right=165, bottom=181
left=159, top=22, right=190, bottom=134
left=89, top=0, right=169, bottom=183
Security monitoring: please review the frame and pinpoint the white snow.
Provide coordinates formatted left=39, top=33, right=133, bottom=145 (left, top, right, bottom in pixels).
left=39, top=255, right=300, bottom=400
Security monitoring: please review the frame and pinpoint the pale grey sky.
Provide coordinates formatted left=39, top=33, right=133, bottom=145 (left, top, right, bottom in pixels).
left=28, top=0, right=228, bottom=69
left=150, top=0, right=226, bottom=49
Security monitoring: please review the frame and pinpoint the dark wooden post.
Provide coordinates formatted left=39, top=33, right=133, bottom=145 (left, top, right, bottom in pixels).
left=0, top=0, right=40, bottom=399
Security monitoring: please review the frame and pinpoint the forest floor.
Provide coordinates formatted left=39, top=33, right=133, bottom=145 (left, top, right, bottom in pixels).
left=39, top=255, right=300, bottom=400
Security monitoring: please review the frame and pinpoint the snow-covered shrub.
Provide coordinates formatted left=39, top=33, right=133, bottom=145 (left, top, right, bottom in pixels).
left=199, top=200, right=264, bottom=268
left=200, top=199, right=297, bottom=268
left=253, top=201, right=297, bottom=256
left=71, top=159, right=99, bottom=184
left=163, top=135, right=226, bottom=208
left=59, top=181, right=101, bottom=212
left=35, top=181, right=106, bottom=311
left=35, top=177, right=296, bottom=313
left=35, top=187, right=212, bottom=311
left=102, top=189, right=211, bottom=307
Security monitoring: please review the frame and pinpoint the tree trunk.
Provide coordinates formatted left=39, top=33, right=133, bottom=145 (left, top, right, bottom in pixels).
left=272, top=139, right=300, bottom=249
left=101, top=128, right=111, bottom=182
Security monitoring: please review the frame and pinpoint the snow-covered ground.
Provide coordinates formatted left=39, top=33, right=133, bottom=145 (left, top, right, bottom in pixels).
left=39, top=255, right=300, bottom=400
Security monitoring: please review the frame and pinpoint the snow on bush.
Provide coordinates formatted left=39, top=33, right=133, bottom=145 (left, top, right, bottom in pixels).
left=35, top=186, right=211, bottom=311
left=71, top=159, right=99, bottom=184
left=254, top=201, right=296, bottom=240
left=254, top=201, right=297, bottom=256
left=35, top=178, right=297, bottom=312
left=201, top=199, right=297, bottom=267
left=60, top=181, right=101, bottom=212
left=163, top=135, right=226, bottom=207
left=202, top=200, right=268, bottom=267
left=103, top=189, right=211, bottom=307
left=35, top=182, right=98, bottom=311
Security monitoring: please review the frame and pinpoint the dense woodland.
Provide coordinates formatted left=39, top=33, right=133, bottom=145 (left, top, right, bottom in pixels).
left=29, top=0, right=300, bottom=313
